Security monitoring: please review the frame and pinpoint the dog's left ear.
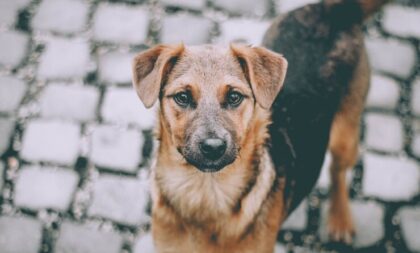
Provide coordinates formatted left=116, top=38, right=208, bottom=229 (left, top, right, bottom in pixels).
left=132, top=44, right=185, bottom=108
left=230, top=44, right=288, bottom=109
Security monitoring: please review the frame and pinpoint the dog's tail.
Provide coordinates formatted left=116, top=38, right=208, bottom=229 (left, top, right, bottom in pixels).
left=323, top=0, right=390, bottom=28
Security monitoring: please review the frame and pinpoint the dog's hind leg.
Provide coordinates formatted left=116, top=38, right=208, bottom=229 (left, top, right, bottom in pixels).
left=327, top=48, right=370, bottom=244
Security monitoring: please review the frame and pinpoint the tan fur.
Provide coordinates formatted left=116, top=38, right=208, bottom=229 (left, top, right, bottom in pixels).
left=230, top=44, right=288, bottom=109
left=132, top=44, right=185, bottom=108
left=132, top=45, right=288, bottom=253
left=132, top=36, right=370, bottom=251
left=328, top=45, right=370, bottom=243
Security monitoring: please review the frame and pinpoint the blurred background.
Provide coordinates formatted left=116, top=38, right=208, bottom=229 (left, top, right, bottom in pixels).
left=0, top=0, right=419, bottom=252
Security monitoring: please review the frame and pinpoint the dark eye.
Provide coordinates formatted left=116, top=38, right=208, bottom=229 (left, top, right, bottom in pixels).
left=227, top=91, right=244, bottom=107
left=173, top=92, right=192, bottom=107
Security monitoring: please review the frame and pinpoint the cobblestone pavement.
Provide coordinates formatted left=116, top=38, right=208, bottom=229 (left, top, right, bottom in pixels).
left=0, top=0, right=419, bottom=252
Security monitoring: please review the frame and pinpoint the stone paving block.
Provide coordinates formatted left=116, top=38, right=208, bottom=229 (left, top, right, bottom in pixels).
left=413, top=134, right=420, bottom=158
left=274, top=244, right=286, bottom=253
left=365, top=37, right=416, bottom=79
left=366, top=74, right=400, bottom=110
left=133, top=233, right=155, bottom=253
left=365, top=113, right=404, bottom=153
left=0, top=118, right=15, bottom=155
left=20, top=120, right=81, bottom=165
left=217, top=18, right=270, bottom=45
left=397, top=206, right=420, bottom=252
left=101, top=87, right=156, bottom=129
left=161, top=14, right=213, bottom=45
left=319, top=201, right=385, bottom=248
left=55, top=221, right=123, bottom=253
left=32, top=0, right=89, bottom=34
left=316, top=152, right=332, bottom=189
left=212, top=0, right=267, bottom=16
left=0, top=2, right=19, bottom=26
left=88, top=175, right=148, bottom=226
left=93, top=3, right=149, bottom=44
left=0, top=216, right=43, bottom=253
left=14, top=165, right=79, bottom=211
left=316, top=152, right=353, bottom=190
left=0, top=30, right=29, bottom=68
left=0, top=162, right=4, bottom=190
left=0, top=0, right=31, bottom=26
left=0, top=76, right=27, bottom=113
left=383, top=5, right=420, bottom=39
left=161, top=0, right=205, bottom=10
left=281, top=200, right=307, bottom=231
left=276, top=0, right=319, bottom=13
left=412, top=78, right=420, bottom=117
left=413, top=120, right=420, bottom=156
left=37, top=37, right=90, bottom=79
left=39, top=83, right=99, bottom=122
left=98, top=51, right=135, bottom=84
left=90, top=125, right=143, bottom=172
left=363, top=153, right=419, bottom=201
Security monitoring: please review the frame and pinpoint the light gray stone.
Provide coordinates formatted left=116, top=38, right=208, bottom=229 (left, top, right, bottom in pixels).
left=0, top=2, right=19, bottom=26
left=217, top=18, right=270, bottom=45
left=412, top=78, right=420, bottom=117
left=55, top=222, right=123, bottom=253
left=363, top=153, right=419, bottom=201
left=365, top=37, right=416, bottom=79
left=39, top=83, right=99, bottom=122
left=212, top=0, right=267, bottom=16
left=133, top=233, right=155, bottom=253
left=160, top=0, right=206, bottom=10
left=0, top=76, right=26, bottom=113
left=294, top=247, right=317, bottom=253
left=274, top=244, right=286, bottom=253
left=0, top=118, right=14, bottom=155
left=382, top=5, right=420, bottom=39
left=281, top=200, right=307, bottom=231
left=98, top=51, right=135, bottom=84
left=93, top=3, right=149, bottom=44
left=366, top=74, right=400, bottom=110
left=365, top=113, right=404, bottom=153
left=413, top=134, right=420, bottom=158
left=0, top=31, right=29, bottom=68
left=90, top=125, right=143, bottom=172
left=101, top=87, right=157, bottom=129
left=276, top=0, right=319, bottom=13
left=316, top=152, right=353, bottom=189
left=88, top=175, right=149, bottom=226
left=0, top=216, right=43, bottom=253
left=37, top=37, right=90, bottom=79
left=0, top=0, right=31, bottom=26
left=14, top=165, right=79, bottom=211
left=397, top=206, right=420, bottom=252
left=20, top=120, right=81, bottom=165
left=32, top=0, right=89, bottom=34
left=161, top=14, right=213, bottom=45
left=0, top=162, right=4, bottom=190
left=320, top=201, right=384, bottom=248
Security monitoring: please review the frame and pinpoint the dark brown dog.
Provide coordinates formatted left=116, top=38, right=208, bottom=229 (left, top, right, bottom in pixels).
left=132, top=0, right=389, bottom=252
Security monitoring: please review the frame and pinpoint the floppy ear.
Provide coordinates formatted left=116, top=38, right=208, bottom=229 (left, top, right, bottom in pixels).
left=230, top=44, right=288, bottom=109
left=132, top=44, right=185, bottom=108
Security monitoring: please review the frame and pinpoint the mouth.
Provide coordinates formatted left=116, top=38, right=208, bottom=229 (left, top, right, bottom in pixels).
left=179, top=142, right=237, bottom=173
left=184, top=157, right=232, bottom=173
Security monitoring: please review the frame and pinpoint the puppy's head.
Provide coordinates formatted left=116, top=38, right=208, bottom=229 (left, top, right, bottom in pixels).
left=132, top=44, right=287, bottom=172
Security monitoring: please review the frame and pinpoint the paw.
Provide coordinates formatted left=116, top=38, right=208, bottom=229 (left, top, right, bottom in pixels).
left=328, top=209, right=355, bottom=244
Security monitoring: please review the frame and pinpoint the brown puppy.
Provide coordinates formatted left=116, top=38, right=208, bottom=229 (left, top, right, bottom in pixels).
left=132, top=0, right=389, bottom=252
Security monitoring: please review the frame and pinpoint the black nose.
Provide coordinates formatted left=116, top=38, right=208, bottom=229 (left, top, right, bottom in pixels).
left=199, top=138, right=227, bottom=160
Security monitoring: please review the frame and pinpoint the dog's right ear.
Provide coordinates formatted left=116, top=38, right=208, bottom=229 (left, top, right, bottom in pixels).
left=132, top=44, right=185, bottom=108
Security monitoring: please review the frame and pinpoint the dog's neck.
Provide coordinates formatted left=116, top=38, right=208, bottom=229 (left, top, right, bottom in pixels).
left=151, top=107, right=278, bottom=239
